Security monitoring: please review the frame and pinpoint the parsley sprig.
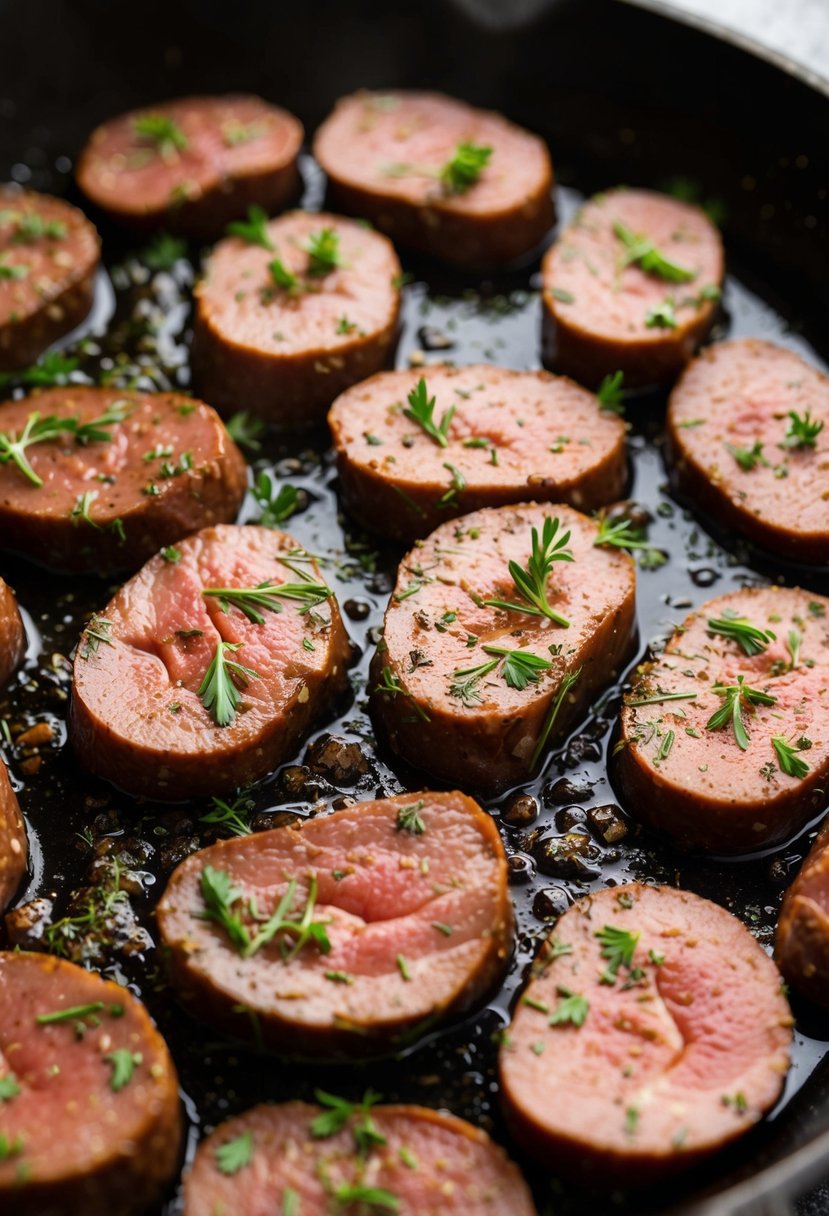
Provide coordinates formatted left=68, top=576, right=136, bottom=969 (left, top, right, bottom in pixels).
left=780, top=408, right=824, bottom=450
left=198, top=640, right=260, bottom=727
left=403, top=377, right=454, bottom=447
left=484, top=516, right=574, bottom=627
left=215, top=1130, right=254, bottom=1176
left=226, top=205, right=274, bottom=250
left=614, top=221, right=695, bottom=283
left=251, top=471, right=300, bottom=526
left=595, top=924, right=640, bottom=984
left=706, top=609, right=776, bottom=656
left=304, top=227, right=343, bottom=276
left=597, top=370, right=625, bottom=414
left=311, top=1089, right=386, bottom=1157
left=705, top=676, right=776, bottom=750
left=133, top=113, right=188, bottom=158
left=549, top=986, right=589, bottom=1027
left=440, top=141, right=492, bottom=195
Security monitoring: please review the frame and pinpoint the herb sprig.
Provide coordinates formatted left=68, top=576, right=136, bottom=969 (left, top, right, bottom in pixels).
left=705, top=676, right=776, bottom=750
left=198, top=641, right=260, bottom=727
left=484, top=516, right=574, bottom=627
left=203, top=577, right=332, bottom=622
left=226, top=205, right=274, bottom=250
left=403, top=377, right=454, bottom=447
left=614, top=221, right=695, bottom=283
left=199, top=865, right=331, bottom=960
left=707, top=609, right=776, bottom=656
left=440, top=142, right=492, bottom=194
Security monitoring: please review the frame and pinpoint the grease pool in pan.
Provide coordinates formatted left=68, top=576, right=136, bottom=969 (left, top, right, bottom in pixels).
left=0, top=169, right=827, bottom=1214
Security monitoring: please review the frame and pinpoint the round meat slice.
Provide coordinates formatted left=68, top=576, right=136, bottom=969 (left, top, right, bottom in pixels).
left=313, top=89, right=554, bottom=268
left=0, top=387, right=247, bottom=573
left=0, top=576, right=25, bottom=685
left=0, top=761, right=26, bottom=911
left=542, top=187, right=723, bottom=389
left=776, top=817, right=829, bottom=1010
left=500, top=883, right=793, bottom=1184
left=0, top=189, right=100, bottom=371
left=192, top=210, right=401, bottom=426
left=329, top=364, right=627, bottom=543
left=76, top=95, right=303, bottom=238
left=157, top=790, right=512, bottom=1057
left=667, top=339, right=829, bottom=563
left=70, top=524, right=350, bottom=801
left=183, top=1100, right=536, bottom=1216
left=0, top=951, right=182, bottom=1215
left=616, top=587, right=829, bottom=854
left=370, top=502, right=636, bottom=793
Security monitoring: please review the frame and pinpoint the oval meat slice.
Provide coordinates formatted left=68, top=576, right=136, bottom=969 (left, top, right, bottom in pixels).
left=542, top=187, right=723, bottom=389
left=500, top=883, right=792, bottom=1184
left=183, top=1100, right=536, bottom=1216
left=0, top=761, right=26, bottom=911
left=616, top=587, right=829, bottom=854
left=667, top=339, right=829, bottom=563
left=0, top=189, right=100, bottom=371
left=329, top=364, right=627, bottom=543
left=192, top=210, right=401, bottom=426
left=70, top=524, right=350, bottom=801
left=313, top=89, right=554, bottom=268
left=370, top=503, right=636, bottom=793
left=776, top=817, right=829, bottom=1009
left=0, top=576, right=25, bottom=685
left=76, top=95, right=303, bottom=238
left=157, top=790, right=511, bottom=1057
left=0, top=951, right=182, bottom=1215
left=0, top=387, right=247, bottom=573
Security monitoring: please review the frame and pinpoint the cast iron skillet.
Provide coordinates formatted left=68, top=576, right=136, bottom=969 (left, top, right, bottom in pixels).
left=0, top=1, right=828, bottom=1214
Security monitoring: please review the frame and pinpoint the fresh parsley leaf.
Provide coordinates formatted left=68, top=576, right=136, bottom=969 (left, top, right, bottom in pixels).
left=304, top=227, right=342, bottom=276
left=645, top=298, right=678, bottom=329
left=726, top=440, right=766, bottom=471
left=595, top=924, right=640, bottom=984
left=266, top=256, right=299, bottom=293
left=133, top=113, right=188, bottom=157
left=143, top=232, right=187, bottom=271
left=0, top=1074, right=21, bottom=1101
left=780, top=408, right=824, bottom=450
left=333, top=1184, right=399, bottom=1212
left=226, top=205, right=274, bottom=250
left=597, top=370, right=625, bottom=414
left=548, top=986, right=589, bottom=1027
left=251, top=470, right=300, bottom=527
left=481, top=644, right=553, bottom=691
left=215, top=1130, right=254, bottom=1175
left=198, top=640, right=260, bottom=727
left=440, top=142, right=492, bottom=195
left=395, top=801, right=426, bottom=834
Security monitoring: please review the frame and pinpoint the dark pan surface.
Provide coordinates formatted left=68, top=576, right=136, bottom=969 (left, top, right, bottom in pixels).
left=0, top=2, right=827, bottom=1213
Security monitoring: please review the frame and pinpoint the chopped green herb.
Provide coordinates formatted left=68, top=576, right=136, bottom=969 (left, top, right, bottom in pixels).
left=226, top=411, right=266, bottom=453
left=594, top=515, right=665, bottom=566
left=614, top=221, right=695, bottom=283
left=484, top=516, right=574, bottom=627
left=530, top=667, right=582, bottom=770
left=772, top=736, right=810, bottom=779
left=726, top=439, right=766, bottom=471
left=304, top=227, right=343, bottom=276
left=550, top=287, right=575, bottom=303
left=0, top=1074, right=20, bottom=1102
left=133, top=113, right=188, bottom=157
left=204, top=576, right=331, bottom=623
left=143, top=231, right=187, bottom=271
left=597, top=370, right=625, bottom=414
left=626, top=690, right=698, bottom=707
left=226, top=205, right=274, bottom=250
left=396, top=954, right=412, bottom=981
left=266, top=256, right=299, bottom=293
left=215, top=1130, right=254, bottom=1175
left=333, top=1184, right=399, bottom=1212
left=548, top=987, right=589, bottom=1027
left=395, top=801, right=426, bottom=834
left=625, top=1107, right=640, bottom=1135
left=706, top=676, right=776, bottom=750
left=198, top=640, right=260, bottom=727
left=481, top=644, right=553, bottom=691
left=200, top=793, right=255, bottom=837
left=251, top=471, right=299, bottom=527
left=160, top=546, right=181, bottom=563
left=440, top=141, right=492, bottom=194
left=645, top=298, right=678, bottom=328
left=780, top=408, right=823, bottom=450
left=595, top=924, right=640, bottom=984
left=105, top=1048, right=141, bottom=1092
left=707, top=610, right=776, bottom=656
left=403, top=377, right=454, bottom=447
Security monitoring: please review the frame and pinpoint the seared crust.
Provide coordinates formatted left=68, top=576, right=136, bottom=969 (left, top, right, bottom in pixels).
left=192, top=211, right=401, bottom=426
left=0, top=387, right=248, bottom=573
left=69, top=524, right=351, bottom=801
left=615, top=587, right=829, bottom=853
left=0, top=951, right=182, bottom=1216
left=314, top=89, right=554, bottom=268
left=329, top=364, right=627, bottom=543
left=76, top=94, right=303, bottom=238
left=542, top=187, right=723, bottom=388
left=0, top=576, right=25, bottom=685
left=370, top=502, right=636, bottom=793
left=0, top=190, right=100, bottom=371
left=667, top=339, right=829, bottom=563
left=501, top=884, right=792, bottom=1185
left=157, top=791, right=512, bottom=1058
left=183, top=1101, right=537, bottom=1215
left=0, top=761, right=26, bottom=912
left=776, top=818, right=829, bottom=1009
